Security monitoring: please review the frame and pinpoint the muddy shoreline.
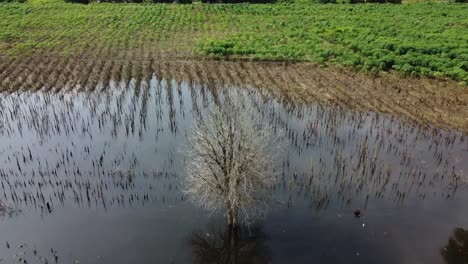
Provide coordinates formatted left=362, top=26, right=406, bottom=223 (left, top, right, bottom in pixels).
left=0, top=56, right=466, bottom=133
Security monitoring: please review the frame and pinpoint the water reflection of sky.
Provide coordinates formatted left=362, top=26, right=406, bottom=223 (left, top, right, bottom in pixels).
left=0, top=77, right=467, bottom=264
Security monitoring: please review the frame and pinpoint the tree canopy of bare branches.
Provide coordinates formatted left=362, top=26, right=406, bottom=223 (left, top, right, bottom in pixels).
left=184, top=94, right=280, bottom=228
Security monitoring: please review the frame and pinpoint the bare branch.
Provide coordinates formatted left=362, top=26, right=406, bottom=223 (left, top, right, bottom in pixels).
left=184, top=92, right=282, bottom=227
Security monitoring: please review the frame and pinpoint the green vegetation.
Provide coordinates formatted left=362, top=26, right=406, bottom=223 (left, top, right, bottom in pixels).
left=197, top=4, right=467, bottom=82
left=0, top=1, right=467, bottom=82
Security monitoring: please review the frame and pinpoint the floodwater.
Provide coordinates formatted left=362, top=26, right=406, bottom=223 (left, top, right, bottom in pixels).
left=0, top=77, right=467, bottom=264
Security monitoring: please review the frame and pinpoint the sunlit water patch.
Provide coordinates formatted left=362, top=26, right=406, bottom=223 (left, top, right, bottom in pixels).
left=0, top=78, right=467, bottom=264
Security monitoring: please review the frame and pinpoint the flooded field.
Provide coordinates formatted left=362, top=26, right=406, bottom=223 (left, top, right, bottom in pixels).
left=0, top=77, right=467, bottom=264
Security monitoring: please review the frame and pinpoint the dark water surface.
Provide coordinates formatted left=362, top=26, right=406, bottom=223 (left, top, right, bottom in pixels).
left=0, top=78, right=467, bottom=264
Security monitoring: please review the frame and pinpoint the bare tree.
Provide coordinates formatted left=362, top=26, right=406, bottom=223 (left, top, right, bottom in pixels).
left=184, top=94, right=280, bottom=228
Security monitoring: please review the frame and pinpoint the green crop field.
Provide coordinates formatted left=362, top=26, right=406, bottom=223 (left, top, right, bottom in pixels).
left=0, top=1, right=467, bottom=83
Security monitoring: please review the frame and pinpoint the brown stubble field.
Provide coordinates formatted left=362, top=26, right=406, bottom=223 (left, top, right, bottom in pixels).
left=1, top=54, right=467, bottom=132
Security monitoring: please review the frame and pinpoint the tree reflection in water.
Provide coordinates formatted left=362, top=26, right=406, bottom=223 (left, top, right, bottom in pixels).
left=191, top=224, right=271, bottom=264
left=441, top=227, right=468, bottom=264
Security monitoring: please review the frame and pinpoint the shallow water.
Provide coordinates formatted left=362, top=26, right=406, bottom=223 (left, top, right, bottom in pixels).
left=0, top=77, right=467, bottom=264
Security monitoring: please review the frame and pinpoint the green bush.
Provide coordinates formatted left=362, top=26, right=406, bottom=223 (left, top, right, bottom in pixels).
left=367, top=0, right=401, bottom=3
left=0, top=0, right=27, bottom=2
left=95, top=0, right=193, bottom=3
left=346, top=0, right=401, bottom=3
left=64, top=0, right=89, bottom=4
left=151, top=0, right=176, bottom=3
left=200, top=0, right=274, bottom=3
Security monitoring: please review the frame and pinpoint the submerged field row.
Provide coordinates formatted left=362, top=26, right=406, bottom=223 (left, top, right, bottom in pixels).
left=0, top=58, right=466, bottom=132
left=0, top=80, right=465, bottom=213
